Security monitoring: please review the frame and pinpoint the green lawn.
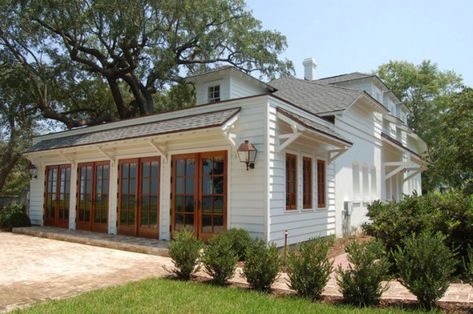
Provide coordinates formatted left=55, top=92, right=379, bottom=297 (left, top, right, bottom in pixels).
left=17, top=278, right=435, bottom=314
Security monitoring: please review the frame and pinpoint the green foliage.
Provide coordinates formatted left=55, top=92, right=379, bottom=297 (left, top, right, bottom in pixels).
left=364, top=191, right=473, bottom=277
left=0, top=0, right=293, bottom=126
left=286, top=237, right=334, bottom=300
left=336, top=241, right=390, bottom=307
left=463, top=246, right=473, bottom=286
left=375, top=60, right=466, bottom=191
left=243, top=239, right=280, bottom=291
left=168, top=230, right=203, bottom=280
left=393, top=231, right=456, bottom=310
left=202, top=233, right=238, bottom=285
left=219, top=228, right=253, bottom=261
left=0, top=202, right=30, bottom=229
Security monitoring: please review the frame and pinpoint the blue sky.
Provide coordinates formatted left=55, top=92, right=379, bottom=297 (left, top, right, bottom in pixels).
left=246, top=0, right=473, bottom=86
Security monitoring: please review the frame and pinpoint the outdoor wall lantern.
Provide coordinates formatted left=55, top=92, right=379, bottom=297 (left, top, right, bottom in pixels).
left=237, top=140, right=257, bottom=171
left=29, top=164, right=38, bottom=179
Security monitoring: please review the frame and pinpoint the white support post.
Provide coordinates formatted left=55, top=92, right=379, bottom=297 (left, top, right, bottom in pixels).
left=108, top=158, right=118, bottom=234
left=69, top=161, right=77, bottom=230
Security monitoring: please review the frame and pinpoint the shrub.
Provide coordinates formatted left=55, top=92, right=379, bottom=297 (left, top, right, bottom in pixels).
left=220, top=228, right=252, bottom=261
left=243, top=239, right=279, bottom=291
left=286, top=237, right=334, bottom=300
left=168, top=230, right=202, bottom=280
left=393, top=231, right=457, bottom=310
left=0, top=202, right=30, bottom=230
left=336, top=240, right=390, bottom=307
left=202, top=233, right=238, bottom=285
left=364, top=191, right=473, bottom=278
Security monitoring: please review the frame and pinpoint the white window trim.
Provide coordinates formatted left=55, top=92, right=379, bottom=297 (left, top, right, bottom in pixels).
left=203, top=80, right=223, bottom=104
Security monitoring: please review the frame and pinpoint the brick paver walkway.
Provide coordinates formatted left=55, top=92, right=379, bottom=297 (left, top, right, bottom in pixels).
left=0, top=232, right=173, bottom=313
left=1, top=231, right=472, bottom=312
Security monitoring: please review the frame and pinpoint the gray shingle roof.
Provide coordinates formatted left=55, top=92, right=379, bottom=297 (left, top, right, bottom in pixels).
left=270, top=77, right=362, bottom=114
left=277, top=108, right=352, bottom=145
left=315, top=72, right=373, bottom=84
left=26, top=108, right=241, bottom=153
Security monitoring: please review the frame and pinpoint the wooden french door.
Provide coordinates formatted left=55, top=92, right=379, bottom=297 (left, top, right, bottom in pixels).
left=118, top=157, right=160, bottom=238
left=171, top=151, right=227, bottom=241
left=44, top=164, right=71, bottom=228
left=76, top=161, right=110, bottom=233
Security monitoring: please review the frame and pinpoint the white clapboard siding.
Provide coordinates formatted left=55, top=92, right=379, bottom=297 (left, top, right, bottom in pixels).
left=267, top=99, right=338, bottom=247
left=27, top=96, right=269, bottom=241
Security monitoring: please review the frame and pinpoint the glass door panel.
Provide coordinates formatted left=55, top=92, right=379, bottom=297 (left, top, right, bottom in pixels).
left=44, top=164, right=70, bottom=228
left=174, top=157, right=196, bottom=232
left=118, top=157, right=160, bottom=238
left=200, top=155, right=225, bottom=239
left=138, top=158, right=160, bottom=238
left=172, top=151, right=226, bottom=240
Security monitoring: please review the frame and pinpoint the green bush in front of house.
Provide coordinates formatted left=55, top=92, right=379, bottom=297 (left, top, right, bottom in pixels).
left=363, top=190, right=473, bottom=278
left=243, top=239, right=280, bottom=291
left=219, top=228, right=253, bottom=261
left=168, top=230, right=203, bottom=280
left=336, top=240, right=391, bottom=307
left=286, top=237, right=334, bottom=300
left=0, top=202, right=30, bottom=230
left=464, top=246, right=473, bottom=286
left=202, top=233, right=238, bottom=285
left=392, top=231, right=457, bottom=310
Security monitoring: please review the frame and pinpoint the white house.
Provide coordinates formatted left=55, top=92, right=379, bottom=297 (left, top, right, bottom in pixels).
left=24, top=58, right=427, bottom=246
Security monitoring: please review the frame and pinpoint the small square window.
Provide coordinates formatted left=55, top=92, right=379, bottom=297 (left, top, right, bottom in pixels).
left=208, top=85, right=220, bottom=103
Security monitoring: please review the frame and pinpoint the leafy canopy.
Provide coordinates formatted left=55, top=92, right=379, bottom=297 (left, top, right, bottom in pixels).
left=0, top=0, right=293, bottom=128
left=375, top=60, right=469, bottom=191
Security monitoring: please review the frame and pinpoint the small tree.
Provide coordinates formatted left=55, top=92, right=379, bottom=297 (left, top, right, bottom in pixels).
left=336, top=240, right=390, bottom=307
left=286, top=237, right=333, bottom=300
left=202, top=233, right=238, bottom=285
left=393, top=231, right=457, bottom=310
left=243, top=239, right=279, bottom=291
left=168, top=230, right=202, bottom=280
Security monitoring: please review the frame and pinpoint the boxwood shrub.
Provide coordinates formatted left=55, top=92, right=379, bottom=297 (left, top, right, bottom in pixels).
left=363, top=190, right=473, bottom=277
left=0, top=202, right=30, bottom=230
left=286, top=237, right=333, bottom=300
left=393, top=231, right=457, bottom=310
left=202, top=233, right=238, bottom=285
left=336, top=240, right=390, bottom=307
left=168, top=230, right=202, bottom=280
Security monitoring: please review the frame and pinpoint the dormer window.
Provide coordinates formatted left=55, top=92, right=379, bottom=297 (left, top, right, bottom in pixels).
left=208, top=85, right=220, bottom=103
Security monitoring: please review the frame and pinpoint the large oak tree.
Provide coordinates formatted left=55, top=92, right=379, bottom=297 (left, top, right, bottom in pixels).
left=0, top=0, right=293, bottom=194
left=0, top=0, right=293, bottom=129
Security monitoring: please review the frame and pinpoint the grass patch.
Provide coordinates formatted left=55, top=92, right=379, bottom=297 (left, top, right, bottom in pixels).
left=15, top=278, right=438, bottom=314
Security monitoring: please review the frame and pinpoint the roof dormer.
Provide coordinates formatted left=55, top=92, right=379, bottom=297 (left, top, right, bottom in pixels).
left=186, top=66, right=275, bottom=105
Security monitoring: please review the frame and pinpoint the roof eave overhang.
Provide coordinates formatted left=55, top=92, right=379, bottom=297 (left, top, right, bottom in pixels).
left=24, top=109, right=241, bottom=157
left=276, top=109, right=352, bottom=148
left=381, top=133, right=429, bottom=165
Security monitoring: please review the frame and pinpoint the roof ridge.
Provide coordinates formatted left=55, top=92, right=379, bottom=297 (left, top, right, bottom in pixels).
left=316, top=72, right=371, bottom=81
left=277, top=76, right=363, bottom=94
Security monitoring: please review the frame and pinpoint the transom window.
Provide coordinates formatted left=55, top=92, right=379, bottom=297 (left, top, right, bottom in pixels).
left=303, top=157, right=312, bottom=209
left=286, top=154, right=297, bottom=210
left=208, top=85, right=220, bottom=103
